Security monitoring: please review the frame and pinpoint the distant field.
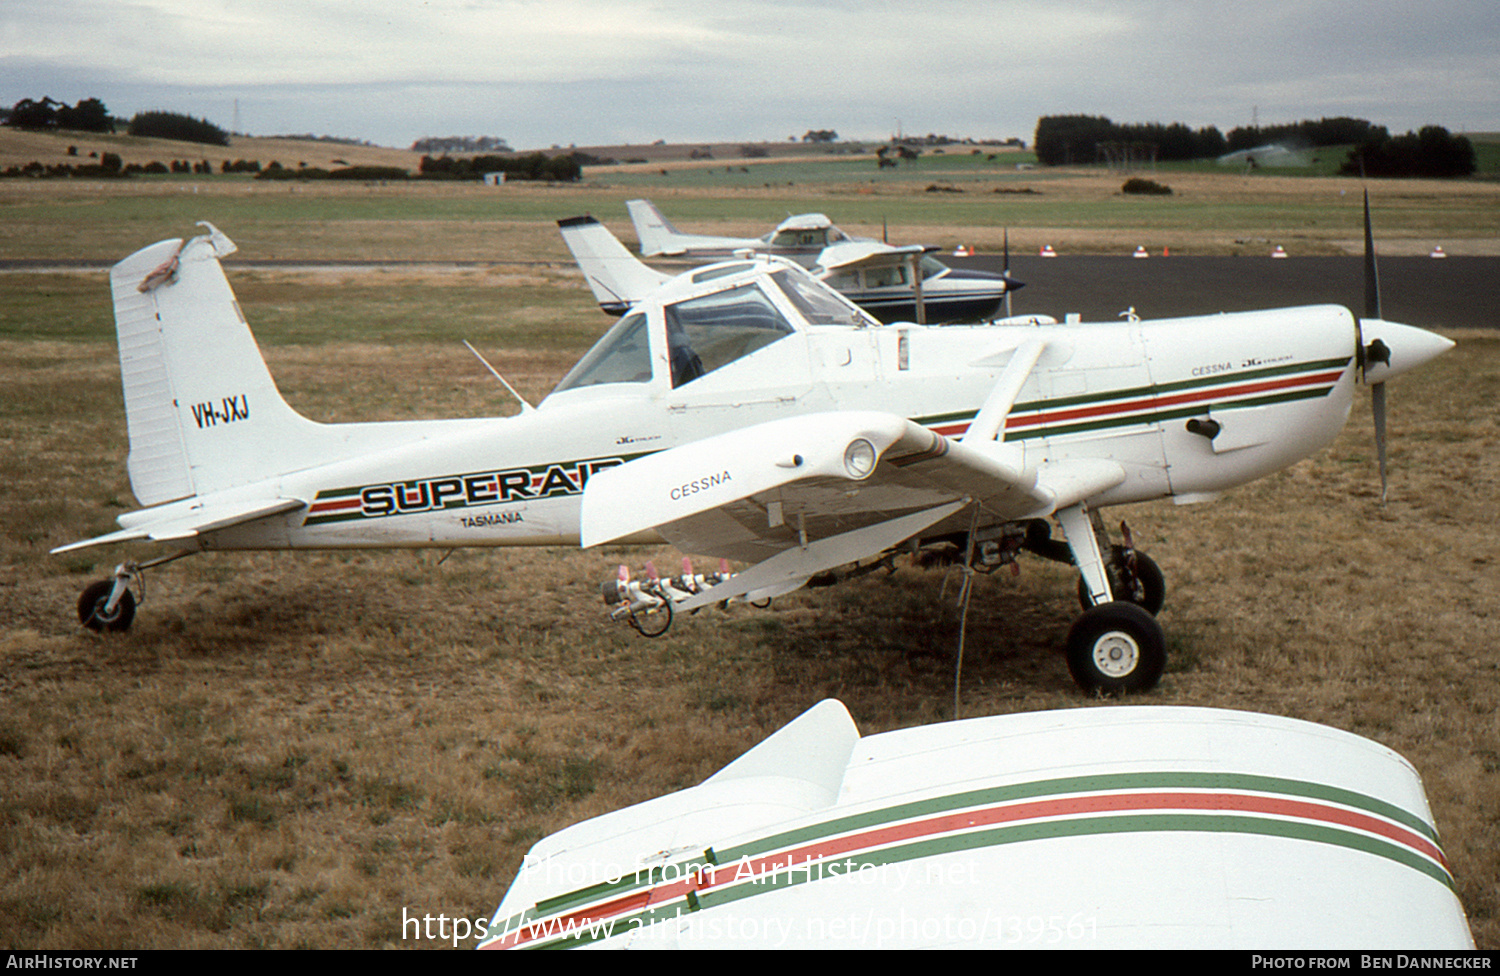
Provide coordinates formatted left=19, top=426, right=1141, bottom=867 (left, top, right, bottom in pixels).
left=4, top=128, right=1497, bottom=260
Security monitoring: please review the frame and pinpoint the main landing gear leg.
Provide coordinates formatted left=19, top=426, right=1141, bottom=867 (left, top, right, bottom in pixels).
left=1055, top=505, right=1166, bottom=694
left=77, top=549, right=195, bottom=633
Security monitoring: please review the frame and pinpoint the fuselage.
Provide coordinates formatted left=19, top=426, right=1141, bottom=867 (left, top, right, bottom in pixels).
left=166, top=298, right=1362, bottom=556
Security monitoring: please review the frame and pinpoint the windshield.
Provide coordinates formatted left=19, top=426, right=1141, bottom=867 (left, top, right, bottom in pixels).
left=770, top=228, right=827, bottom=248
left=771, top=269, right=868, bottom=326
left=552, top=312, right=653, bottom=393
left=920, top=256, right=949, bottom=279
left=665, top=284, right=794, bottom=387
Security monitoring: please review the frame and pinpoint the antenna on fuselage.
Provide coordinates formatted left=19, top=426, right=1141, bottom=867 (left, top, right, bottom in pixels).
left=463, top=340, right=535, bottom=414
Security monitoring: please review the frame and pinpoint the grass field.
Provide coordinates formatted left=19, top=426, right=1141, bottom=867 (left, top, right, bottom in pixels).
left=4, top=128, right=1499, bottom=260
left=1, top=140, right=1498, bottom=949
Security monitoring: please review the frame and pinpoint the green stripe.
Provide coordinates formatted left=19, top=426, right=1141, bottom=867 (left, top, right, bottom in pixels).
left=910, top=357, right=1351, bottom=431
left=1003, top=386, right=1334, bottom=442
left=703, top=813, right=1454, bottom=911
left=511, top=769, right=1438, bottom=931
left=1011, top=357, right=1351, bottom=414
left=715, top=770, right=1436, bottom=865
left=514, top=810, right=1450, bottom=948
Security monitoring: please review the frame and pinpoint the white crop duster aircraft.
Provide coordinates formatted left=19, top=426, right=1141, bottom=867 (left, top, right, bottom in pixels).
left=55, top=206, right=1451, bottom=693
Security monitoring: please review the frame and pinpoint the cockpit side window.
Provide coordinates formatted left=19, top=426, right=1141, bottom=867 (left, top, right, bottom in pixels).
left=864, top=264, right=910, bottom=289
left=664, top=284, right=794, bottom=388
left=551, top=312, right=653, bottom=393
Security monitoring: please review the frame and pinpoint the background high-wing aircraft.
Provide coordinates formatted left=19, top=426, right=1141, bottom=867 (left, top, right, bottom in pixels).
left=626, top=198, right=1020, bottom=323
left=567, top=213, right=1024, bottom=326
left=628, top=197, right=862, bottom=262
left=55, top=212, right=1451, bottom=693
left=480, top=701, right=1474, bottom=949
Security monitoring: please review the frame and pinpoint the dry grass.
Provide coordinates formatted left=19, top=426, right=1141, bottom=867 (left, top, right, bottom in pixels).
left=0, top=129, right=426, bottom=175
left=1, top=167, right=1497, bottom=949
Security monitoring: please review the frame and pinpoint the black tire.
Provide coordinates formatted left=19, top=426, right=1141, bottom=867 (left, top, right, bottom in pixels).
left=1077, top=546, right=1165, bottom=616
left=1066, top=601, right=1165, bottom=694
left=77, top=579, right=136, bottom=633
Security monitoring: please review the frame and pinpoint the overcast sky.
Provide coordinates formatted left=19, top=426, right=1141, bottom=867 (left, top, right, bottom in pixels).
left=5, top=1, right=1496, bottom=150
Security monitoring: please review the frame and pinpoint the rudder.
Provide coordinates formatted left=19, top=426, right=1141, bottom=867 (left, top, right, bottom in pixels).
left=110, top=223, right=321, bottom=505
left=625, top=199, right=685, bottom=256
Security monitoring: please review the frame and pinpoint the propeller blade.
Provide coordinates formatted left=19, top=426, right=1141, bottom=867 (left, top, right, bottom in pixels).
left=1003, top=228, right=1013, bottom=317
left=1363, top=189, right=1382, bottom=321
left=1361, top=189, right=1396, bottom=506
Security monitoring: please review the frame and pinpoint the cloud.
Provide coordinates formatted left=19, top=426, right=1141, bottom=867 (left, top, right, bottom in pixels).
left=4, top=0, right=1495, bottom=148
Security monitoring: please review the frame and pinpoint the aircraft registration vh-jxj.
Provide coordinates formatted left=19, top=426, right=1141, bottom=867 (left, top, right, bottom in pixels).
left=54, top=203, right=1452, bottom=693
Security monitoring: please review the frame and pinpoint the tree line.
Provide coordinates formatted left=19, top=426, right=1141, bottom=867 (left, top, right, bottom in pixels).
left=418, top=152, right=583, bottom=182
left=3, top=97, right=113, bottom=132
left=1033, top=114, right=1476, bottom=177
left=4, top=98, right=234, bottom=146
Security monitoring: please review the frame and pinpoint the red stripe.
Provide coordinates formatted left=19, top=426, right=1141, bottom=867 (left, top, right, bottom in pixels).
left=1007, top=370, right=1344, bottom=431
left=308, top=497, right=361, bottom=514
left=705, top=790, right=1442, bottom=892
left=492, top=788, right=1442, bottom=947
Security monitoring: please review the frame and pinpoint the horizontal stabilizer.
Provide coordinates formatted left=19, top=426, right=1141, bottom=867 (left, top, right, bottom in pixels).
left=52, top=497, right=304, bottom=554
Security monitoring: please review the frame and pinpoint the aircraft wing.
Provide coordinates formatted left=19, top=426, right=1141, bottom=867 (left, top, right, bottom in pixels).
left=482, top=703, right=1473, bottom=949
left=51, top=496, right=305, bottom=553
left=814, top=240, right=928, bottom=273
left=580, top=411, right=1124, bottom=608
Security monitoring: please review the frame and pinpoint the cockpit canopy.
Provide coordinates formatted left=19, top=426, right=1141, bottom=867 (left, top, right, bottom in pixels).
left=550, top=258, right=875, bottom=398
left=763, top=213, right=851, bottom=250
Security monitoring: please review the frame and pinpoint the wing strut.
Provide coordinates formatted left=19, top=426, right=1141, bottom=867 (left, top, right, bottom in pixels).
left=1056, top=503, right=1112, bottom=606
left=963, top=338, right=1047, bottom=444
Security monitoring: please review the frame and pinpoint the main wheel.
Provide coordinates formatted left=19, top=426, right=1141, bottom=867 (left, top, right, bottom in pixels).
left=1066, top=601, right=1165, bottom=694
left=77, top=579, right=136, bottom=633
left=1077, top=546, right=1164, bottom=616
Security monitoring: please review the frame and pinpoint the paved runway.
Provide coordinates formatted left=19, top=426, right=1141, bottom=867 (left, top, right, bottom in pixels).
left=950, top=255, right=1497, bottom=331
left=5, top=253, right=1492, bottom=331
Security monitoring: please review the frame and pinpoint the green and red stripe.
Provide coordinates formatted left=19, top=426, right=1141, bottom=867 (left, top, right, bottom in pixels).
left=479, top=767, right=1448, bottom=950
left=918, top=357, right=1351, bottom=442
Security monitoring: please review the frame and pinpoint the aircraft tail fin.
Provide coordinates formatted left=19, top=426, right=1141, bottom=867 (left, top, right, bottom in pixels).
left=557, top=216, right=671, bottom=314
left=625, top=198, right=686, bottom=256
left=110, top=223, right=324, bottom=505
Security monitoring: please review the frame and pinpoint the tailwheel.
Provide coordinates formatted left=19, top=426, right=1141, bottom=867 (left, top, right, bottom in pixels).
left=1065, top=601, right=1165, bottom=694
left=1077, top=545, right=1164, bottom=616
left=77, top=579, right=136, bottom=633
